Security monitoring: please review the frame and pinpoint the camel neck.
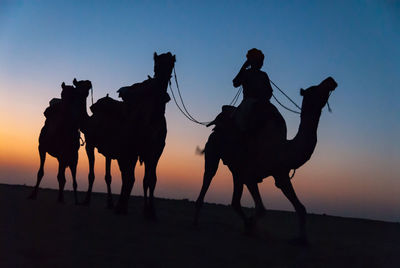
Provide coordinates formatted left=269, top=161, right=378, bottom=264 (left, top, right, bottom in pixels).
left=78, top=100, right=90, bottom=133
left=154, top=75, right=170, bottom=89
left=297, top=109, right=321, bottom=139
left=287, top=108, right=322, bottom=169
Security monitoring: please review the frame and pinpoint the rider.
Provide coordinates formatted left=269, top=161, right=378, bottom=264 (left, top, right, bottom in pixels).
left=233, top=48, right=273, bottom=132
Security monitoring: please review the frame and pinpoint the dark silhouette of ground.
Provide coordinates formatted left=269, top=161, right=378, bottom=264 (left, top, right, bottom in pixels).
left=1, top=184, right=399, bottom=267
left=195, top=77, right=338, bottom=243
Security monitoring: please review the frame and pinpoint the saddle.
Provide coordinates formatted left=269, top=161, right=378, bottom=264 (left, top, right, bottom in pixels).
left=209, top=103, right=285, bottom=136
left=208, top=103, right=287, bottom=171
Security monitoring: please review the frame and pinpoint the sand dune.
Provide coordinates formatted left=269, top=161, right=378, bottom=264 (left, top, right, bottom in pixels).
left=0, top=184, right=399, bottom=267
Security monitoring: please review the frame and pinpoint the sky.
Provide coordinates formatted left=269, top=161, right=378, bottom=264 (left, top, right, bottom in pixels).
left=0, top=1, right=399, bottom=222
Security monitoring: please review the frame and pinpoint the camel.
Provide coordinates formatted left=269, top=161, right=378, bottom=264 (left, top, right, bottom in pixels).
left=29, top=79, right=92, bottom=203
left=194, top=77, right=337, bottom=243
left=80, top=52, right=175, bottom=217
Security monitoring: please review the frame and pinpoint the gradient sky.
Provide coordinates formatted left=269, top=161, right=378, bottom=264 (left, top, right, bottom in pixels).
left=0, top=1, right=399, bottom=222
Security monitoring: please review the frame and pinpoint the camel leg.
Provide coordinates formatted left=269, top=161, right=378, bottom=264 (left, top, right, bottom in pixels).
left=194, top=146, right=220, bottom=225
left=246, top=182, right=267, bottom=220
left=115, top=159, right=136, bottom=215
left=105, top=157, right=114, bottom=209
left=83, top=143, right=95, bottom=205
left=143, top=160, right=149, bottom=214
left=274, top=171, right=307, bottom=243
left=57, top=162, right=67, bottom=203
left=231, top=178, right=252, bottom=231
left=29, top=146, right=46, bottom=199
left=69, top=153, right=79, bottom=205
left=143, top=157, right=159, bottom=220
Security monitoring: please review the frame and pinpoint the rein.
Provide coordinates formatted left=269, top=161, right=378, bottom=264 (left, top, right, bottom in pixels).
left=269, top=80, right=302, bottom=113
left=169, top=67, right=212, bottom=126
left=169, top=67, right=307, bottom=125
left=169, top=67, right=243, bottom=126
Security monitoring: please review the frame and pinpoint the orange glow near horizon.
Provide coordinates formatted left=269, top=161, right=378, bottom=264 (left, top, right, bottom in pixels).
left=1, top=112, right=399, bottom=223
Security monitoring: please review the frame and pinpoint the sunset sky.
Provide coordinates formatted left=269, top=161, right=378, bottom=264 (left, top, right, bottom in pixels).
left=0, top=1, right=399, bottom=222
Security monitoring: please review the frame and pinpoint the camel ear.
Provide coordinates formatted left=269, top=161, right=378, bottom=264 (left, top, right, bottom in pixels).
left=73, top=78, right=78, bottom=86
left=300, top=88, right=306, bottom=96
left=154, top=52, right=158, bottom=60
left=61, top=82, right=66, bottom=89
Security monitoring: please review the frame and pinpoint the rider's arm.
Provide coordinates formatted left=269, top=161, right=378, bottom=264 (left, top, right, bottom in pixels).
left=233, top=60, right=250, bottom=88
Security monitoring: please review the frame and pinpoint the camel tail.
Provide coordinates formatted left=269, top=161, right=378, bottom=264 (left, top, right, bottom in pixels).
left=195, top=146, right=205, bottom=155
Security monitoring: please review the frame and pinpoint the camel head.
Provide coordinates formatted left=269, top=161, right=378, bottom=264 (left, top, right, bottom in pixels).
left=153, top=52, right=176, bottom=81
left=72, top=78, right=93, bottom=99
left=299, top=77, right=337, bottom=113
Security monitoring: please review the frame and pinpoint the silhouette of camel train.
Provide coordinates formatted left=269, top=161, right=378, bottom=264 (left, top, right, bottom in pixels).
left=28, top=51, right=337, bottom=243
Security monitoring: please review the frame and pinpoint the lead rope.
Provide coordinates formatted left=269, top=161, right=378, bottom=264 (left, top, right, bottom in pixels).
left=270, top=80, right=302, bottom=111
left=172, top=68, right=211, bottom=125
left=170, top=67, right=242, bottom=126
left=272, top=94, right=301, bottom=114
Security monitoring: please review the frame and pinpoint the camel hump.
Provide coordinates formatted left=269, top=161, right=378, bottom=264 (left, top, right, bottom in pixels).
left=49, top=98, right=61, bottom=106
left=117, top=78, right=155, bottom=102
left=90, top=95, right=124, bottom=117
left=210, top=103, right=287, bottom=141
left=44, top=98, right=63, bottom=119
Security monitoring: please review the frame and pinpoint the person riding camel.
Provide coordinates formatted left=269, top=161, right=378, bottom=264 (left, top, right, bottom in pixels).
left=233, top=48, right=273, bottom=132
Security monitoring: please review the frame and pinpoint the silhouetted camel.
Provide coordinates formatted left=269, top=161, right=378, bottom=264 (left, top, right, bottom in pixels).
left=80, top=52, right=175, bottom=217
left=29, top=79, right=92, bottom=203
left=194, top=77, right=337, bottom=243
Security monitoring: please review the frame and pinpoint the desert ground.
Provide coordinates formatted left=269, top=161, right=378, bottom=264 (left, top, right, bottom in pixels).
left=0, top=183, right=399, bottom=267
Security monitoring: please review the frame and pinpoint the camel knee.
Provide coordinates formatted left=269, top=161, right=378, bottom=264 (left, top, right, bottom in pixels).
left=148, top=176, right=156, bottom=190
left=274, top=179, right=286, bottom=189
left=203, top=171, right=216, bottom=182
left=73, top=181, right=78, bottom=190
left=57, top=174, right=66, bottom=184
